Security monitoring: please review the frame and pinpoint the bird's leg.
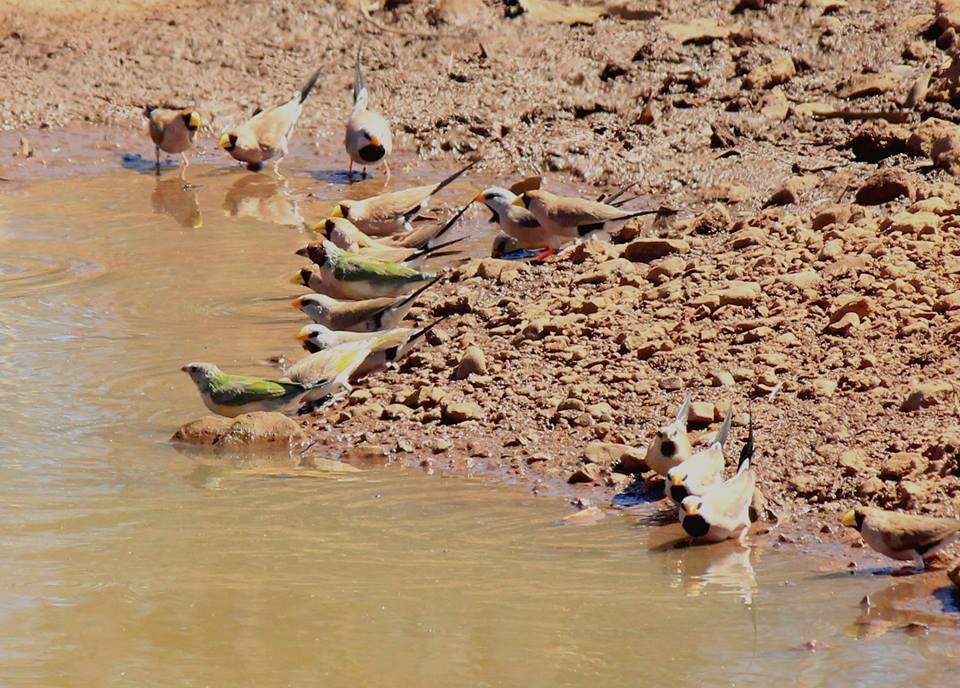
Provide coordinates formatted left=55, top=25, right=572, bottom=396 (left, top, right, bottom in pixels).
left=361, top=166, right=368, bottom=179
left=382, top=160, right=392, bottom=188
left=531, top=247, right=557, bottom=263
left=155, top=145, right=160, bottom=176
left=273, top=157, right=284, bottom=178
left=348, top=160, right=354, bottom=179
left=181, top=152, right=190, bottom=169
left=738, top=529, right=749, bottom=548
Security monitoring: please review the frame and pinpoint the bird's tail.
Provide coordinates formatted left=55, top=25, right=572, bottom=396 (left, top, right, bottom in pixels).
left=400, top=158, right=482, bottom=224
left=390, top=273, right=444, bottom=311
left=424, top=199, right=472, bottom=249
left=673, top=391, right=692, bottom=429
left=353, top=47, right=369, bottom=109
left=408, top=236, right=467, bottom=262
left=736, top=412, right=754, bottom=474
left=299, top=66, right=324, bottom=104
left=712, top=403, right=734, bottom=448
left=409, top=313, right=453, bottom=345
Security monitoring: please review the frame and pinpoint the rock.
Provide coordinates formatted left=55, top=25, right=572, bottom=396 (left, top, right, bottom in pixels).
left=454, top=346, right=488, bottom=379
left=623, top=238, right=690, bottom=262
left=811, top=378, right=838, bottom=397
left=743, top=56, right=796, bottom=90
left=855, top=169, right=915, bottom=205
left=848, top=120, right=910, bottom=161
left=172, top=412, right=305, bottom=447
left=663, top=17, right=739, bottom=44
left=906, top=117, right=958, bottom=157
left=840, top=72, right=898, bottom=99
left=811, top=204, right=856, bottom=230
left=795, top=101, right=835, bottom=118
left=790, top=475, right=819, bottom=496
left=688, top=401, right=716, bottom=425
left=715, top=281, right=762, bottom=307
left=646, top=255, right=686, bottom=283
left=880, top=452, right=924, bottom=480
left=382, top=403, right=413, bottom=420
left=441, top=400, right=484, bottom=424
left=561, top=505, right=606, bottom=525
left=583, top=442, right=648, bottom=474
left=880, top=211, right=940, bottom=235
left=345, top=443, right=388, bottom=466
left=839, top=448, right=869, bottom=476
left=766, top=175, right=819, bottom=206
left=901, top=380, right=955, bottom=411
left=778, top=270, right=821, bottom=290
left=858, top=476, right=886, bottom=498
left=931, top=131, right=960, bottom=174
left=760, top=88, right=789, bottom=121
left=949, top=560, right=960, bottom=590
left=830, top=295, right=872, bottom=324
left=826, top=312, right=860, bottom=335
left=567, top=462, right=603, bottom=484
left=691, top=204, right=731, bottom=235
left=709, top=369, right=735, bottom=387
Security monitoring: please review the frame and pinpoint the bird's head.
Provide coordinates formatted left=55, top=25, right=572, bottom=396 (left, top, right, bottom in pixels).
left=218, top=129, right=238, bottom=152
left=681, top=495, right=702, bottom=517
left=183, top=111, right=202, bottom=132
left=474, top=186, right=516, bottom=221
left=841, top=508, right=865, bottom=531
left=680, top=496, right=710, bottom=537
left=362, top=130, right=382, bottom=148
left=330, top=202, right=352, bottom=220
left=291, top=293, right=333, bottom=318
left=181, top=362, right=219, bottom=386
left=294, top=242, right=326, bottom=266
left=668, top=471, right=689, bottom=503
left=491, top=233, right=519, bottom=258
left=295, top=324, right=333, bottom=353
left=290, top=267, right=315, bottom=287
left=313, top=218, right=336, bottom=238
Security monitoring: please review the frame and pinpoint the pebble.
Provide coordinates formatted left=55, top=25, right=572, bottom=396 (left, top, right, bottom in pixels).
left=454, top=346, right=488, bottom=379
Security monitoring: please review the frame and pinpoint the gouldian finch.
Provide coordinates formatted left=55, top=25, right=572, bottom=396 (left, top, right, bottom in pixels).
left=293, top=239, right=438, bottom=300
left=842, top=507, right=960, bottom=571
left=667, top=404, right=733, bottom=504
left=291, top=275, right=442, bottom=331
left=644, top=392, right=693, bottom=478
left=345, top=47, right=393, bottom=184
left=512, top=189, right=659, bottom=259
left=219, top=66, right=322, bottom=173
left=681, top=415, right=755, bottom=545
left=144, top=106, right=202, bottom=175
left=181, top=362, right=318, bottom=417
left=330, top=159, right=478, bottom=237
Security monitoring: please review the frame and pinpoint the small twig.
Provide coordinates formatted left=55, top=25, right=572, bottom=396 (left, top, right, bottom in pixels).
left=813, top=110, right=910, bottom=124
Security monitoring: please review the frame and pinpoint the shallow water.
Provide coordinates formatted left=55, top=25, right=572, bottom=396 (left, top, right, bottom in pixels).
left=1, top=158, right=959, bottom=687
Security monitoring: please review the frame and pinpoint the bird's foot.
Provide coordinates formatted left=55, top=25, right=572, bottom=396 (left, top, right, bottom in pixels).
left=531, top=247, right=557, bottom=263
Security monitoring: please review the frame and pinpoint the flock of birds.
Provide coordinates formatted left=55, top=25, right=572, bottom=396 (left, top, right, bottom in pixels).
left=154, top=50, right=960, bottom=570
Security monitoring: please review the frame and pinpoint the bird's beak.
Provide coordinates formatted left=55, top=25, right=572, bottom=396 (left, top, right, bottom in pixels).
left=295, top=328, right=311, bottom=342
left=841, top=510, right=857, bottom=527
left=290, top=271, right=305, bottom=285
left=295, top=246, right=309, bottom=257
left=218, top=133, right=230, bottom=149
left=670, top=474, right=684, bottom=487
left=192, top=215, right=203, bottom=229
left=180, top=365, right=189, bottom=373
left=291, top=296, right=303, bottom=309
left=330, top=205, right=343, bottom=219
left=510, top=195, right=525, bottom=207
left=369, top=135, right=381, bottom=147
left=472, top=191, right=485, bottom=204
left=312, top=222, right=325, bottom=235
left=683, top=500, right=699, bottom=516
left=189, top=112, right=202, bottom=129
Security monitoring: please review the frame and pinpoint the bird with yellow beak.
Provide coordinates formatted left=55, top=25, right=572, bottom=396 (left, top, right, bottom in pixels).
left=345, top=47, right=393, bottom=185
left=144, top=106, right=202, bottom=175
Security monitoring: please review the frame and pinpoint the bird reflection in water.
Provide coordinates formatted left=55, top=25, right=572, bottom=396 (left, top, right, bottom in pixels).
left=151, top=176, right=203, bottom=229
left=222, top=174, right=304, bottom=227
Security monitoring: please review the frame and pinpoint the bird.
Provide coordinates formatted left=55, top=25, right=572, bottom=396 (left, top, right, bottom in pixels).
left=283, top=339, right=374, bottom=403
left=144, top=106, right=202, bottom=175
left=380, top=197, right=472, bottom=250
left=680, top=413, right=756, bottom=545
left=511, top=189, right=660, bottom=259
left=345, top=47, right=393, bottom=184
left=473, top=186, right=554, bottom=252
left=311, top=219, right=464, bottom=265
left=293, top=240, right=438, bottom=300
left=296, top=316, right=446, bottom=377
left=219, top=66, right=322, bottom=174
left=329, top=159, right=478, bottom=237
left=667, top=403, right=734, bottom=504
left=841, top=506, right=960, bottom=571
left=291, top=275, right=442, bottom=332
left=181, top=362, right=320, bottom=417
left=644, top=392, right=693, bottom=478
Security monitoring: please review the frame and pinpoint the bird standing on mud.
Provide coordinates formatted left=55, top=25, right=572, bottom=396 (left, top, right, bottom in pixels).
left=144, top=106, right=202, bottom=175
left=219, top=66, right=323, bottom=174
left=680, top=415, right=756, bottom=545
left=841, top=506, right=960, bottom=572
left=644, top=392, right=693, bottom=478
left=345, top=48, right=393, bottom=185
left=291, top=276, right=441, bottom=332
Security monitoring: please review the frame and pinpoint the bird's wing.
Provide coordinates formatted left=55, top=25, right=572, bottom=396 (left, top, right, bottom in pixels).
left=214, top=374, right=301, bottom=404
left=868, top=510, right=960, bottom=552
left=701, top=469, right=755, bottom=531
left=250, top=98, right=301, bottom=149
left=334, top=250, right=428, bottom=282
left=544, top=195, right=633, bottom=225
left=358, top=185, right=436, bottom=223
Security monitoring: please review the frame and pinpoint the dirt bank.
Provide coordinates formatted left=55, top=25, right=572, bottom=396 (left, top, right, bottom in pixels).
left=6, top=0, right=960, bottom=555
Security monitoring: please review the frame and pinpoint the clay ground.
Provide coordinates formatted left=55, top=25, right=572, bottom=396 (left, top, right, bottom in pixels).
left=4, top=0, right=960, bottom=555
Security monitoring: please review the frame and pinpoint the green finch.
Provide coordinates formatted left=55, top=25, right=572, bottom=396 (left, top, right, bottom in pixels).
left=293, top=239, right=438, bottom=300
left=181, top=362, right=320, bottom=417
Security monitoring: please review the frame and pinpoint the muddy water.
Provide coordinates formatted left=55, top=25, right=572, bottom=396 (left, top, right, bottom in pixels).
left=1, top=161, right=959, bottom=687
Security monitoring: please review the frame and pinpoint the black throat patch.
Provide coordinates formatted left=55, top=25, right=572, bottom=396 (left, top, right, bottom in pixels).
left=670, top=484, right=689, bottom=503
left=682, top=514, right=710, bottom=538
left=359, top=144, right=386, bottom=163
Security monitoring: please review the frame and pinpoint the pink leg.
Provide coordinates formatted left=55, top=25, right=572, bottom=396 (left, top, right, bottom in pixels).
left=382, top=160, right=391, bottom=188
left=532, top=247, right=557, bottom=262
left=348, top=160, right=353, bottom=178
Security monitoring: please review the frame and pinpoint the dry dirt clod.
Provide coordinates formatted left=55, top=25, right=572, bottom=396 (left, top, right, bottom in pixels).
left=855, top=169, right=916, bottom=205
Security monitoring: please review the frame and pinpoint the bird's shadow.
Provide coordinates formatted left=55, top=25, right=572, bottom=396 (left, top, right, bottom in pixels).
left=312, top=169, right=374, bottom=185
left=613, top=476, right=668, bottom=507
left=121, top=152, right=179, bottom=174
